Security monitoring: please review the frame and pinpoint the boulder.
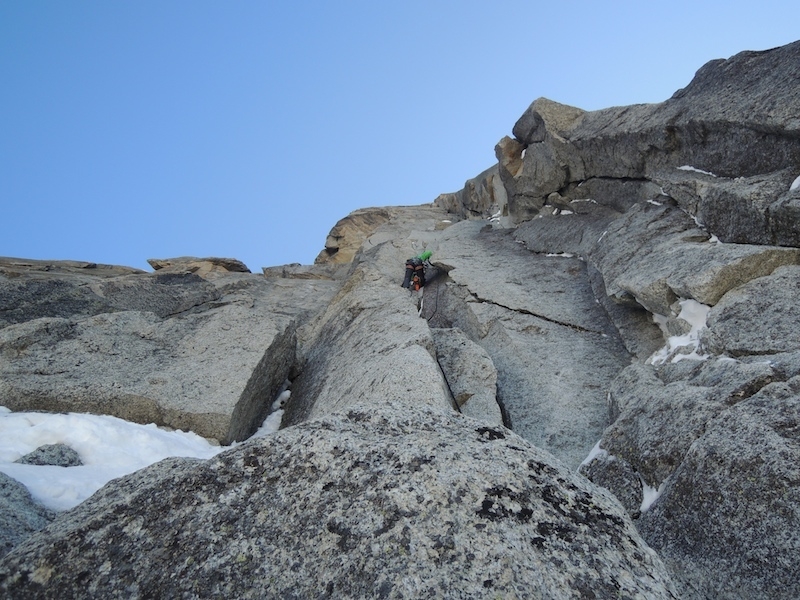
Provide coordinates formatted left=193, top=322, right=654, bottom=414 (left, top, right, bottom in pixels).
left=703, top=265, right=800, bottom=356
left=147, top=256, right=251, bottom=274
left=0, top=403, right=678, bottom=599
left=15, top=445, right=82, bottom=468
left=315, top=207, right=392, bottom=264
left=433, top=163, right=508, bottom=221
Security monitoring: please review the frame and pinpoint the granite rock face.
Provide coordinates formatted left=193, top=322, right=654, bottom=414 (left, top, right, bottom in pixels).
left=0, top=473, right=54, bottom=560
left=490, top=41, right=800, bottom=246
left=0, top=261, right=339, bottom=443
left=636, top=378, right=800, bottom=600
left=3, top=40, right=800, bottom=599
left=0, top=404, right=678, bottom=599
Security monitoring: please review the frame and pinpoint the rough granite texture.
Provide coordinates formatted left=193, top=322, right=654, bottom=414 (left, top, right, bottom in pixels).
left=0, top=403, right=678, bottom=599
left=0, top=473, right=54, bottom=559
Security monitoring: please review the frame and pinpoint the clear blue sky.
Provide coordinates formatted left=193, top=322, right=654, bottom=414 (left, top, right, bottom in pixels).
left=2, top=1, right=797, bottom=272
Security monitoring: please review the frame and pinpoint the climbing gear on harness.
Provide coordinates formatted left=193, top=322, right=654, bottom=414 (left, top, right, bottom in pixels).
left=402, top=257, right=425, bottom=290
left=401, top=251, right=432, bottom=291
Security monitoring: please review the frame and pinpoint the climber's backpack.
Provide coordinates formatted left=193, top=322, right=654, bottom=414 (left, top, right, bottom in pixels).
left=402, top=257, right=425, bottom=290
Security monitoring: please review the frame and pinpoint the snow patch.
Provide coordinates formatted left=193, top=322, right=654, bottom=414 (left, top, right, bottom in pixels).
left=1, top=385, right=295, bottom=511
left=640, top=477, right=667, bottom=512
left=579, top=440, right=608, bottom=468
left=648, top=299, right=711, bottom=365
left=678, top=165, right=717, bottom=177
left=0, top=409, right=225, bottom=511
left=791, top=174, right=800, bottom=191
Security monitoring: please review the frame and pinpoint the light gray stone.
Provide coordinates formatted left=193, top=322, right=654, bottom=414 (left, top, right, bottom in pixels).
left=0, top=403, right=678, bottom=599
left=703, top=265, right=800, bottom=356
left=421, top=220, right=631, bottom=470
left=0, top=272, right=339, bottom=444
left=637, top=378, right=800, bottom=600
left=589, top=202, right=800, bottom=316
left=0, top=472, right=54, bottom=559
left=431, top=327, right=503, bottom=426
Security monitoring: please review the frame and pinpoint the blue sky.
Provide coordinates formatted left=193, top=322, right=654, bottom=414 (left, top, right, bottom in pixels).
left=2, top=2, right=797, bottom=272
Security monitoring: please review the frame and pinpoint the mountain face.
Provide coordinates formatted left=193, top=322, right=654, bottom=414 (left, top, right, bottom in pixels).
left=2, top=41, right=799, bottom=599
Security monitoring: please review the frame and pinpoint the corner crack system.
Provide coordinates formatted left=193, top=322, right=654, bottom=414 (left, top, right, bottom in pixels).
left=467, top=291, right=601, bottom=335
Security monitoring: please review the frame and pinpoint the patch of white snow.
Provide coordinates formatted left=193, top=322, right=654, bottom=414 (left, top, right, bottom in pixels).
left=648, top=299, right=711, bottom=365
left=791, top=175, right=800, bottom=191
left=640, top=476, right=667, bottom=512
left=579, top=440, right=608, bottom=468
left=0, top=408, right=225, bottom=511
left=678, top=165, right=717, bottom=177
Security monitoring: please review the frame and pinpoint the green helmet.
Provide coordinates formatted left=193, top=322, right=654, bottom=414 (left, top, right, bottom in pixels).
left=418, top=250, right=432, bottom=261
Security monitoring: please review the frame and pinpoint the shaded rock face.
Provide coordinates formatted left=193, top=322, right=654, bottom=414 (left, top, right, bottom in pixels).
left=422, top=219, right=632, bottom=470
left=636, top=378, right=800, bottom=600
left=0, top=260, right=340, bottom=443
left=0, top=404, right=678, bottom=599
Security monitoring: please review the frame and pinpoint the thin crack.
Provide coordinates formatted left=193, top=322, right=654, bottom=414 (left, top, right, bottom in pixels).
left=467, top=291, right=603, bottom=335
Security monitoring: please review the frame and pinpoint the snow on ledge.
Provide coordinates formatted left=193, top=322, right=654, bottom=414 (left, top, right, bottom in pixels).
left=648, top=299, right=711, bottom=366
left=678, top=165, right=717, bottom=177
left=640, top=476, right=667, bottom=512
left=579, top=440, right=608, bottom=468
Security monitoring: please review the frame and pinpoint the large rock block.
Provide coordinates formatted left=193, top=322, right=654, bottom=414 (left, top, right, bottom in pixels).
left=703, top=265, right=800, bottom=356
left=0, top=267, right=339, bottom=444
left=589, top=202, right=800, bottom=316
left=637, top=378, right=800, bottom=600
left=433, top=163, right=507, bottom=221
left=0, top=403, right=678, bottom=599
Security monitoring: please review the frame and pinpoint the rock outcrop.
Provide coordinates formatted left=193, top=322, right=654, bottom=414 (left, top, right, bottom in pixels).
left=0, top=473, right=55, bottom=560
left=2, top=40, right=800, bottom=599
left=0, top=404, right=678, bottom=599
left=0, top=257, right=340, bottom=443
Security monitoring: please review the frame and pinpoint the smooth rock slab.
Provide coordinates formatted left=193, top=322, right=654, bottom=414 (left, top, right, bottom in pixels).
left=431, top=327, right=503, bottom=426
left=0, top=402, right=678, bottom=599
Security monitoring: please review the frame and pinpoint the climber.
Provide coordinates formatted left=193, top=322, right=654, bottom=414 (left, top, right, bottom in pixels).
left=401, top=250, right=432, bottom=291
